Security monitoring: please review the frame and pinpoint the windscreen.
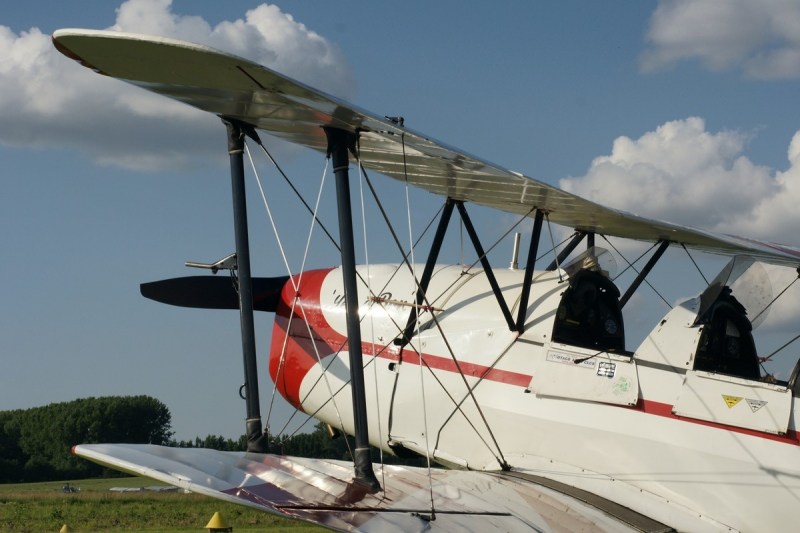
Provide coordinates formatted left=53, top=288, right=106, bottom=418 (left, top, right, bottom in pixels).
left=561, top=247, right=618, bottom=280
left=696, top=256, right=773, bottom=329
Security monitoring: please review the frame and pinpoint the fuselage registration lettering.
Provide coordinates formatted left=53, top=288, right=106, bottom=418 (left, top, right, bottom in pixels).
left=546, top=350, right=596, bottom=369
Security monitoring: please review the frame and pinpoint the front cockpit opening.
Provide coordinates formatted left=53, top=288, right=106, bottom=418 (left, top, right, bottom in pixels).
left=551, top=250, right=625, bottom=352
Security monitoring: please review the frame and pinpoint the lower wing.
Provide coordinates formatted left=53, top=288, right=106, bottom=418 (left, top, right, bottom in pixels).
left=73, top=444, right=661, bottom=532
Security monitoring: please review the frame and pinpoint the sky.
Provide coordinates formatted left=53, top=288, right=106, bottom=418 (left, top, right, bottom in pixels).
left=3, top=0, right=800, bottom=441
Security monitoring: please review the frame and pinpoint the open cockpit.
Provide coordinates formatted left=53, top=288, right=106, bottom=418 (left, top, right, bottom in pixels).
left=693, top=287, right=760, bottom=380
left=551, top=249, right=626, bottom=353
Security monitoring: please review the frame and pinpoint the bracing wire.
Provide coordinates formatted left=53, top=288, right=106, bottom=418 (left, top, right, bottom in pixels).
left=357, top=164, right=523, bottom=467
left=753, top=274, right=799, bottom=326
left=279, top=161, right=518, bottom=472
left=356, top=140, right=387, bottom=483
left=274, top=160, right=450, bottom=455
left=612, top=241, right=660, bottom=281
left=761, top=332, right=800, bottom=365
left=272, top=184, right=444, bottom=456
left=257, top=136, right=425, bottom=309
left=537, top=232, right=575, bottom=263
left=460, top=218, right=464, bottom=267
left=400, top=134, right=437, bottom=517
left=247, top=136, right=490, bottom=469
left=256, top=143, right=341, bottom=252
left=601, top=235, right=673, bottom=309
left=544, top=213, right=563, bottom=281
left=757, top=271, right=800, bottom=369
left=249, top=132, right=518, bottom=480
left=357, top=161, right=535, bottom=308
left=357, top=172, right=446, bottom=300
left=245, top=143, right=293, bottom=282
left=681, top=243, right=710, bottom=285
left=413, top=301, right=512, bottom=470
left=245, top=143, right=352, bottom=455
left=245, top=142, right=301, bottom=434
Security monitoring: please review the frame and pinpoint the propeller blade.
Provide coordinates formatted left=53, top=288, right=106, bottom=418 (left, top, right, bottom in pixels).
left=140, top=275, right=289, bottom=312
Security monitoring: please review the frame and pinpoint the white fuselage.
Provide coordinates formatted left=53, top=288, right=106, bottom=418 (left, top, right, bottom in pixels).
left=269, top=264, right=800, bottom=532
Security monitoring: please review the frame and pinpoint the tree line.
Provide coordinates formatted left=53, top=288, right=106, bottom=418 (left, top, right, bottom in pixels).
left=169, top=423, right=424, bottom=466
left=0, top=396, right=172, bottom=483
left=1, top=396, right=424, bottom=483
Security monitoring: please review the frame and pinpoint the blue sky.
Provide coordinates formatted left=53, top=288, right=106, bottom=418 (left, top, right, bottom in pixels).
left=3, top=1, right=800, bottom=440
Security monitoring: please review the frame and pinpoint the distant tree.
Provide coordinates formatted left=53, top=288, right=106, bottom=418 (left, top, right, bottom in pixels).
left=170, top=434, right=245, bottom=451
left=0, top=414, right=24, bottom=482
left=270, top=423, right=351, bottom=459
left=0, top=395, right=174, bottom=483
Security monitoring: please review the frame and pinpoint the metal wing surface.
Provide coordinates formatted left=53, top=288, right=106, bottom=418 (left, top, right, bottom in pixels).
left=73, top=443, right=646, bottom=532
left=52, top=29, right=800, bottom=266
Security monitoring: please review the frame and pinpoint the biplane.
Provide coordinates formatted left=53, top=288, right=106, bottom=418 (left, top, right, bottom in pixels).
left=53, top=29, right=800, bottom=532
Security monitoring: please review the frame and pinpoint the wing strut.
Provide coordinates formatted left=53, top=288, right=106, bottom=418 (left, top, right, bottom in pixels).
left=456, top=202, right=517, bottom=331
left=223, top=118, right=268, bottom=453
left=546, top=231, right=586, bottom=271
left=325, top=126, right=381, bottom=492
left=395, top=198, right=455, bottom=347
left=619, top=239, right=670, bottom=309
left=515, top=209, right=545, bottom=333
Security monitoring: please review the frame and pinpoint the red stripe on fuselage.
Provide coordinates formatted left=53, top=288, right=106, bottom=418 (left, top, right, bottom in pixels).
left=269, top=268, right=531, bottom=407
left=370, top=345, right=531, bottom=387
left=269, top=267, right=799, bottom=445
left=634, top=398, right=799, bottom=445
left=270, top=268, right=337, bottom=410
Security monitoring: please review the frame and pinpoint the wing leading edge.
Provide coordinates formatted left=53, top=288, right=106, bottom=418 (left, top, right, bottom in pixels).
left=52, top=29, right=800, bottom=266
left=73, top=443, right=654, bottom=532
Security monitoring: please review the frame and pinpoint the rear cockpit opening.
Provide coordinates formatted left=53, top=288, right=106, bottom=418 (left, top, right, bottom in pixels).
left=693, top=287, right=760, bottom=380
left=788, top=358, right=800, bottom=396
left=690, top=257, right=773, bottom=381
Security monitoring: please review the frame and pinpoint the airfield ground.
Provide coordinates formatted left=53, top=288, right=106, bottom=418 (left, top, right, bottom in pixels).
left=0, top=477, right=324, bottom=532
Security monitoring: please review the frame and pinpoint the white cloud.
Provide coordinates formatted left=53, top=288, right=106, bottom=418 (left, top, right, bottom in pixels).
left=561, top=117, right=784, bottom=233
left=0, top=0, right=354, bottom=171
left=641, top=0, right=800, bottom=79
left=560, top=117, right=800, bottom=327
left=559, top=117, right=800, bottom=350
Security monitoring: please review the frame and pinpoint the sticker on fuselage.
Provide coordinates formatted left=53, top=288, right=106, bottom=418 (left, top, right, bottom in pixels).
left=546, top=350, right=596, bottom=369
left=613, top=376, right=630, bottom=394
left=722, top=395, right=743, bottom=408
left=745, top=399, right=768, bottom=412
left=597, top=361, right=616, bottom=378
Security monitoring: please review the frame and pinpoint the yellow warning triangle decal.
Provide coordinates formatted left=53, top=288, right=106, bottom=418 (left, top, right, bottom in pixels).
left=722, top=395, right=743, bottom=408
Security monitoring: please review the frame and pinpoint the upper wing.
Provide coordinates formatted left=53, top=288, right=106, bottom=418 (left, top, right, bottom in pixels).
left=52, top=29, right=800, bottom=266
left=73, top=443, right=659, bottom=532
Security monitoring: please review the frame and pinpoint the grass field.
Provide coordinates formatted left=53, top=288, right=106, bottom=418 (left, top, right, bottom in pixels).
left=0, top=477, right=325, bottom=532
